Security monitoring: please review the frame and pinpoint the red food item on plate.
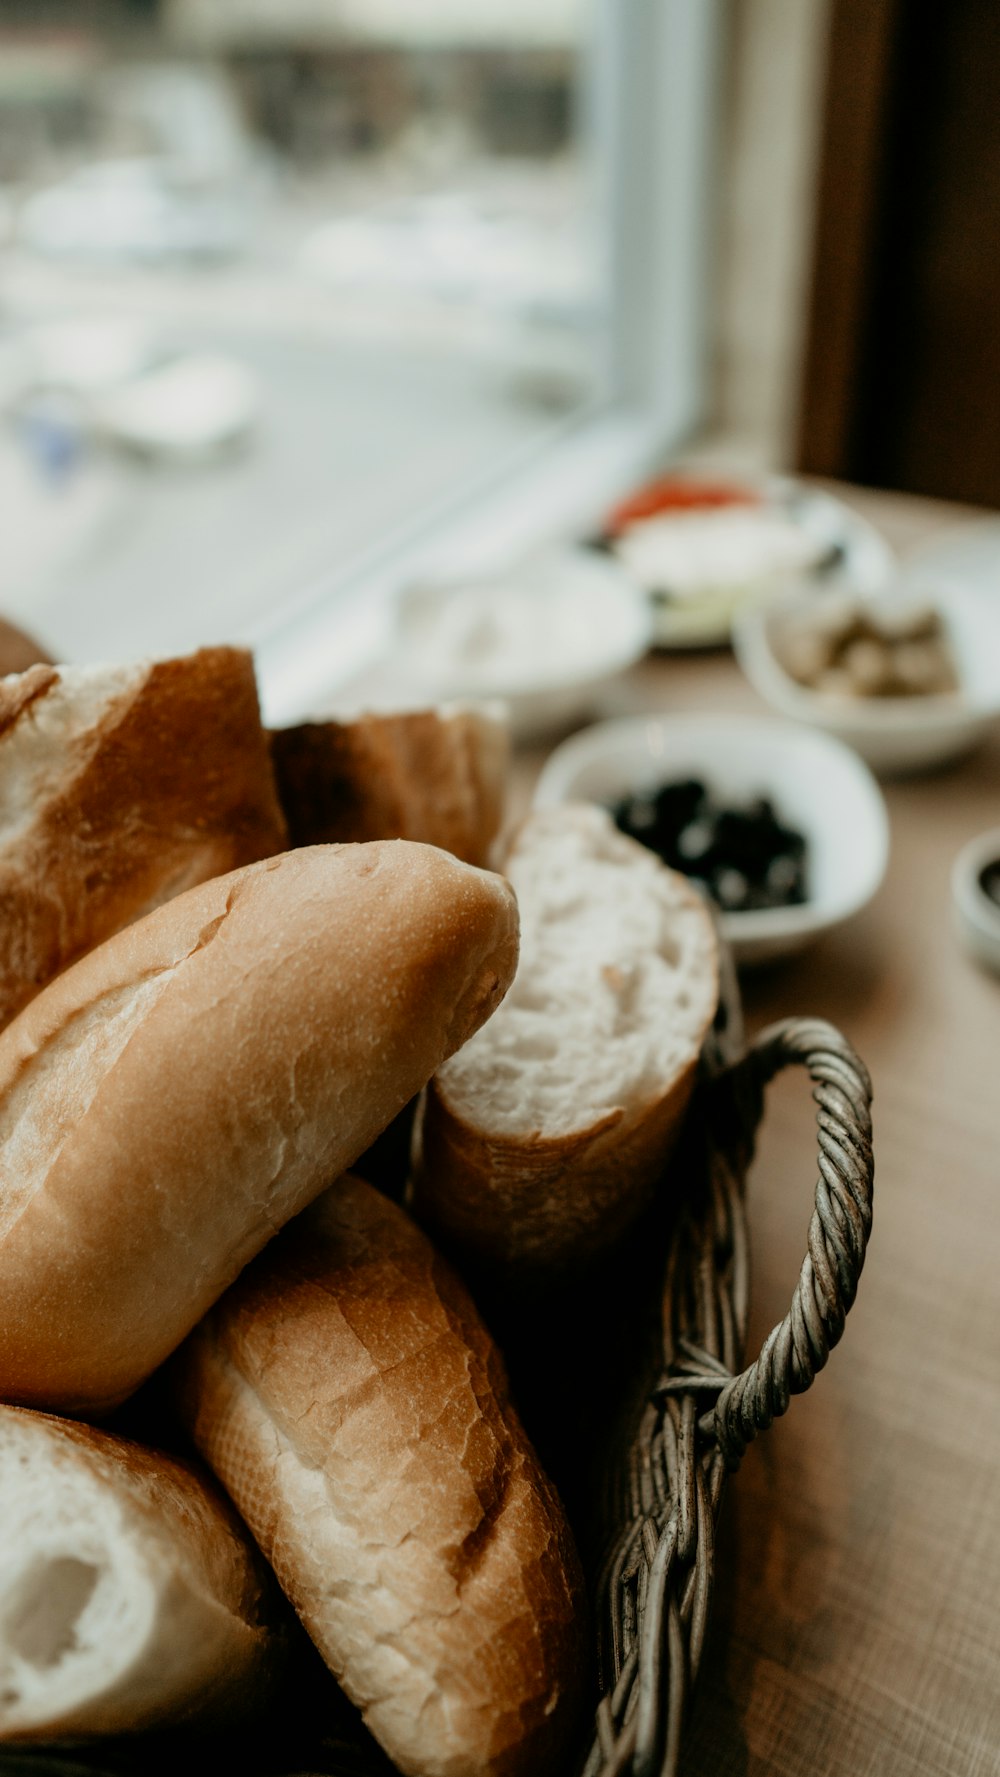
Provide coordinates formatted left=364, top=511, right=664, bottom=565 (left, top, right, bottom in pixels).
left=605, top=476, right=760, bottom=537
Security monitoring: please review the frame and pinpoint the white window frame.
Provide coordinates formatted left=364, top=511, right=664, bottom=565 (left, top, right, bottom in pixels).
left=254, top=0, right=723, bottom=725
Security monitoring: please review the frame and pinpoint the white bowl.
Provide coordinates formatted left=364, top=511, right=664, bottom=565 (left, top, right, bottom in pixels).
left=533, top=712, right=889, bottom=965
left=389, top=546, right=652, bottom=739
left=733, top=580, right=1000, bottom=774
left=952, top=828, right=1000, bottom=976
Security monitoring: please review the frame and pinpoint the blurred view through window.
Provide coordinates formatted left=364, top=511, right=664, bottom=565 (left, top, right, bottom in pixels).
left=0, top=0, right=603, bottom=665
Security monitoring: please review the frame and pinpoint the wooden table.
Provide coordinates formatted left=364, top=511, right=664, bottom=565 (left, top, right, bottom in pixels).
left=519, top=485, right=1000, bottom=1777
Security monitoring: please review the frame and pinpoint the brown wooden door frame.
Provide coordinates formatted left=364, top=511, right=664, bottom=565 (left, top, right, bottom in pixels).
left=796, top=0, right=902, bottom=477
left=798, top=0, right=1000, bottom=506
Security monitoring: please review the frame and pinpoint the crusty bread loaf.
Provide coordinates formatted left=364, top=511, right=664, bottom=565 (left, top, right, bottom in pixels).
left=175, top=1174, right=587, bottom=1777
left=270, top=703, right=508, bottom=867
left=0, top=617, right=52, bottom=677
left=411, top=803, right=719, bottom=1272
left=0, top=646, right=286, bottom=1031
left=0, top=842, right=518, bottom=1416
left=0, top=1404, right=286, bottom=1740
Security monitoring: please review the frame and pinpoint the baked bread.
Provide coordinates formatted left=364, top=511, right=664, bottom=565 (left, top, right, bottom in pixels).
left=175, top=1174, right=587, bottom=1777
left=0, top=617, right=52, bottom=677
left=0, top=646, right=286, bottom=1030
left=0, top=1404, right=286, bottom=1740
left=270, top=703, right=508, bottom=867
left=0, top=841, right=518, bottom=1415
left=411, top=803, right=718, bottom=1272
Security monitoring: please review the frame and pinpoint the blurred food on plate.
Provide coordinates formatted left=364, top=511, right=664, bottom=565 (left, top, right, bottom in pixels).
left=773, top=594, right=960, bottom=699
left=597, top=473, right=894, bottom=648
left=602, top=475, right=761, bottom=536
left=735, top=578, right=1000, bottom=774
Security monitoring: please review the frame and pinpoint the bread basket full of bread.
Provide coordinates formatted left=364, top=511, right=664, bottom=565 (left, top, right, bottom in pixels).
left=0, top=636, right=874, bottom=1777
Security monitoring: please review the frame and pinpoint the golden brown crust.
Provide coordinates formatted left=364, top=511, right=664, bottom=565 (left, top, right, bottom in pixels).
left=271, top=705, right=508, bottom=867
left=0, top=618, right=53, bottom=679
left=0, top=842, right=519, bottom=1415
left=413, top=1057, right=701, bottom=1273
left=409, top=809, right=719, bottom=1276
left=176, top=1176, right=587, bottom=1777
left=0, top=646, right=287, bottom=1030
left=0, top=1404, right=287, bottom=1739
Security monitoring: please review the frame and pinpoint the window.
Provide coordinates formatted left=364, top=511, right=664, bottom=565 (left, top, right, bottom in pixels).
left=0, top=1, right=720, bottom=719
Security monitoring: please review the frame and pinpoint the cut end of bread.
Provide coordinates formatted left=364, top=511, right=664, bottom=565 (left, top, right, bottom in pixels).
left=436, top=803, right=717, bottom=1135
left=0, top=646, right=287, bottom=1033
left=413, top=803, right=719, bottom=1270
left=0, top=1408, right=283, bottom=1741
left=0, top=1473, right=152, bottom=1737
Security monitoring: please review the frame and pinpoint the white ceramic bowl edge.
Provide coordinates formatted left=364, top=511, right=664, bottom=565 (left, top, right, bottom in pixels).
left=534, top=711, right=890, bottom=965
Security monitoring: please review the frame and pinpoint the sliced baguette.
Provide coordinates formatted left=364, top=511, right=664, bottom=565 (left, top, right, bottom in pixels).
left=0, top=1405, right=286, bottom=1740
left=270, top=703, right=508, bottom=867
left=0, top=841, right=518, bottom=1416
left=0, top=617, right=52, bottom=677
left=175, top=1174, right=587, bottom=1777
left=411, top=803, right=719, bottom=1272
left=0, top=647, right=286, bottom=1031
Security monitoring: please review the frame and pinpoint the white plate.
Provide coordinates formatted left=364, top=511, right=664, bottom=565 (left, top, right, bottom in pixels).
left=733, top=578, right=1000, bottom=774
left=95, top=353, right=258, bottom=459
left=608, top=477, right=894, bottom=650
left=952, top=828, right=1000, bottom=976
left=533, top=711, right=889, bottom=965
left=367, top=546, right=653, bottom=740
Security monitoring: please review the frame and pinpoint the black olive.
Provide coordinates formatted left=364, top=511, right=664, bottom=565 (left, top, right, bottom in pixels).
left=610, top=776, right=809, bottom=914
left=715, top=867, right=751, bottom=911
left=677, top=819, right=714, bottom=864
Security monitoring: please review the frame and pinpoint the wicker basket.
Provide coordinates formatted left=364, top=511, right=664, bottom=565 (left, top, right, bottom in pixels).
left=581, top=980, right=874, bottom=1777
left=0, top=958, right=874, bottom=1777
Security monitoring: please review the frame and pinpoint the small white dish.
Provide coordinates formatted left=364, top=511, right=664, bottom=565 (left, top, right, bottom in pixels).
left=533, top=712, right=889, bottom=965
left=95, top=353, right=258, bottom=460
left=733, top=579, right=1000, bottom=774
left=952, top=828, right=1000, bottom=976
left=384, top=546, right=652, bottom=739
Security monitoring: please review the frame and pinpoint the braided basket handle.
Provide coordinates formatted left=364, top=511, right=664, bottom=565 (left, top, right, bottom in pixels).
left=708, top=1016, right=874, bottom=1469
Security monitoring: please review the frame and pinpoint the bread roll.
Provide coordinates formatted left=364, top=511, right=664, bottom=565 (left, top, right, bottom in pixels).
left=175, top=1175, right=587, bottom=1777
left=270, top=703, right=508, bottom=867
left=0, top=646, right=286, bottom=1030
left=412, top=803, right=718, bottom=1272
left=0, top=617, right=52, bottom=677
left=0, top=842, right=518, bottom=1415
left=0, top=1405, right=286, bottom=1740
